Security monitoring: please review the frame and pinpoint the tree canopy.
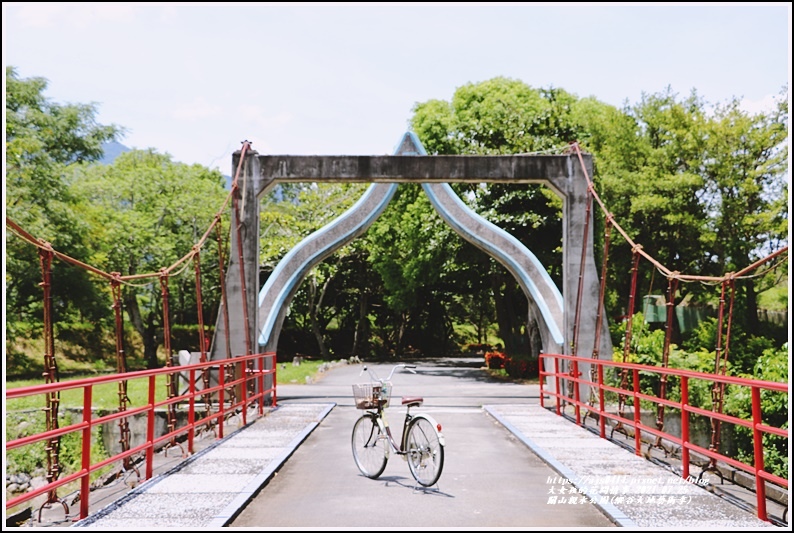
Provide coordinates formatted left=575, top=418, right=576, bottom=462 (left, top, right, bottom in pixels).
left=67, top=149, right=229, bottom=367
left=5, top=66, right=123, bottom=365
left=6, top=68, right=788, bottom=379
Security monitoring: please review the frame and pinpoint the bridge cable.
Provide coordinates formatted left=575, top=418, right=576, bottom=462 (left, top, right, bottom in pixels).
left=110, top=274, right=141, bottom=485
left=583, top=217, right=613, bottom=430
left=36, top=246, right=69, bottom=522
left=611, top=249, right=642, bottom=441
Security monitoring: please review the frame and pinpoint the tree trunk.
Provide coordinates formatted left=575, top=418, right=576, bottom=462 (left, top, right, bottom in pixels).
left=491, top=274, right=529, bottom=358
left=395, top=312, right=407, bottom=354
left=308, top=276, right=331, bottom=360
left=744, top=277, right=760, bottom=336
left=527, top=317, right=542, bottom=360
left=124, top=291, right=160, bottom=369
left=351, top=291, right=369, bottom=357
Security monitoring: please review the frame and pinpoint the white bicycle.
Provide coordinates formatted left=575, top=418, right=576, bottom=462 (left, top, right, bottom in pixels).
left=351, top=363, right=445, bottom=487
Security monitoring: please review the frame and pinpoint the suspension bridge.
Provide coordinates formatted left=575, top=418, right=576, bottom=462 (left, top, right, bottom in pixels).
left=4, top=134, right=789, bottom=528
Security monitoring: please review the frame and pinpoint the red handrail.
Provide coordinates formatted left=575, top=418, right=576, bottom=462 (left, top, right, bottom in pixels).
left=539, top=352, right=788, bottom=522
left=6, top=352, right=277, bottom=521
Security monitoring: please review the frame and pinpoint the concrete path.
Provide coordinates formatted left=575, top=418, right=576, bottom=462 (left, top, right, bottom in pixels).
left=73, top=404, right=333, bottom=529
left=485, top=404, right=775, bottom=528
left=228, top=403, right=616, bottom=528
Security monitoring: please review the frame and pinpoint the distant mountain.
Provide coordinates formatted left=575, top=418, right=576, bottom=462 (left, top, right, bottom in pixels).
left=99, top=141, right=131, bottom=165
left=100, top=141, right=232, bottom=190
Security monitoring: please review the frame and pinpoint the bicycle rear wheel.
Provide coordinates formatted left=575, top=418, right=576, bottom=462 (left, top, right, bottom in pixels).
left=406, top=416, right=444, bottom=487
left=351, top=413, right=388, bottom=479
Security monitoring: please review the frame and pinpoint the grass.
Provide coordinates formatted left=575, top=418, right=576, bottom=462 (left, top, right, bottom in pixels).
left=5, top=360, right=328, bottom=411
left=274, top=359, right=327, bottom=384
left=6, top=375, right=170, bottom=412
left=757, top=276, right=788, bottom=311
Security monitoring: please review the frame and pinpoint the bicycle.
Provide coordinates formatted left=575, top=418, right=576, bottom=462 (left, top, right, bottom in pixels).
left=351, top=363, right=445, bottom=488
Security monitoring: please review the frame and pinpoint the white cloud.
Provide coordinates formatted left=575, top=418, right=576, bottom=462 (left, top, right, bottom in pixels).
left=739, top=94, right=784, bottom=116
left=14, top=3, right=138, bottom=29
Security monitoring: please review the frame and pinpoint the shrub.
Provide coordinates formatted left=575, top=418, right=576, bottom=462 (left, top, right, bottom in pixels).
left=486, top=351, right=538, bottom=379
left=484, top=351, right=506, bottom=369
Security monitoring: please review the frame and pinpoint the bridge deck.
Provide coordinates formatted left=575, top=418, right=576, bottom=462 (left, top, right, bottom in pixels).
left=63, top=403, right=777, bottom=529
left=485, top=404, right=778, bottom=528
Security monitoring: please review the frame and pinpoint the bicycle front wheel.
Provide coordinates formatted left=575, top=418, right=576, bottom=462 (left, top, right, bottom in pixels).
left=406, top=416, right=444, bottom=487
left=351, top=413, right=389, bottom=479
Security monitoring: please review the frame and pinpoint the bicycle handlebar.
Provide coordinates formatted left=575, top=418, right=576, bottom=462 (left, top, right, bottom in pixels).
left=361, top=363, right=417, bottom=383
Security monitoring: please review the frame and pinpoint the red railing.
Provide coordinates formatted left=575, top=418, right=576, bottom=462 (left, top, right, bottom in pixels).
left=5, top=352, right=277, bottom=521
left=539, top=352, right=788, bottom=522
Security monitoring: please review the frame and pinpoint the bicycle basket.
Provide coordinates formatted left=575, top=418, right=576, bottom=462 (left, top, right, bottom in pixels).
left=352, top=382, right=392, bottom=409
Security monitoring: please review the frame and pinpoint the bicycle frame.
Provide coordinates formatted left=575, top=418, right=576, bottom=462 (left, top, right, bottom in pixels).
left=361, top=364, right=446, bottom=454
left=374, top=399, right=416, bottom=455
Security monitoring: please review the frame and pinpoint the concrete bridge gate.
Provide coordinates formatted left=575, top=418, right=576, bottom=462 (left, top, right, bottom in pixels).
left=211, top=132, right=611, bottom=400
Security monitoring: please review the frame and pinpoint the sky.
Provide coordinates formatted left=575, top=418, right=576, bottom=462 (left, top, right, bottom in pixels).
left=2, top=2, right=792, bottom=173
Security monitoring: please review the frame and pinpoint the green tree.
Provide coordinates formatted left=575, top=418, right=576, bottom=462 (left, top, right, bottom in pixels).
left=411, top=78, right=578, bottom=364
left=700, top=91, right=789, bottom=336
left=410, top=77, right=788, bottom=368
left=365, top=184, right=462, bottom=355
left=5, top=66, right=123, bottom=367
left=588, top=86, right=788, bottom=345
left=724, top=343, right=789, bottom=479
left=259, top=182, right=371, bottom=358
left=67, top=149, right=228, bottom=368
left=589, top=88, right=714, bottom=319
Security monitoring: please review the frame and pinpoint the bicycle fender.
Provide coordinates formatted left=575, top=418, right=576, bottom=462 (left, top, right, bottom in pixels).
left=414, top=414, right=445, bottom=447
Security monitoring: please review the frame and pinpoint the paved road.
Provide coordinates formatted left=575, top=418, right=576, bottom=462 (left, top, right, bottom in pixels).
left=229, top=357, right=616, bottom=528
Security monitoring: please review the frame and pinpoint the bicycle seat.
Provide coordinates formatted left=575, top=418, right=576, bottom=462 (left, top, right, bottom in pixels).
left=401, top=396, right=423, bottom=407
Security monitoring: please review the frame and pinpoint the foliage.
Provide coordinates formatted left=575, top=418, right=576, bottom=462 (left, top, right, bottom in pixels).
left=411, top=79, right=788, bottom=361
left=756, top=273, right=788, bottom=311
left=364, top=184, right=463, bottom=355
left=485, top=350, right=539, bottom=380
left=504, top=356, right=539, bottom=380
left=723, top=344, right=788, bottom=479
left=591, top=86, right=789, bottom=338
left=6, top=69, right=787, bottom=421
left=260, top=182, right=373, bottom=358
left=463, top=342, right=493, bottom=354
left=6, top=68, right=230, bottom=373
left=4, top=372, right=172, bottom=491
left=5, top=410, right=111, bottom=490
left=681, top=316, right=779, bottom=376
left=412, top=77, right=580, bottom=155
left=610, top=311, right=789, bottom=479
left=67, top=149, right=229, bottom=368
left=5, top=66, right=124, bottom=358
left=411, top=78, right=579, bottom=359
left=701, top=93, right=789, bottom=271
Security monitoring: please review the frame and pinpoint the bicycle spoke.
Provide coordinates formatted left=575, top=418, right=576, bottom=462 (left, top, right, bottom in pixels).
left=352, top=415, right=388, bottom=479
left=406, top=417, right=444, bottom=487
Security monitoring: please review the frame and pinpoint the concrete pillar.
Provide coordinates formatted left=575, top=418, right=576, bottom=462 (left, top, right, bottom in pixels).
left=211, top=147, right=261, bottom=361
left=548, top=155, right=609, bottom=401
